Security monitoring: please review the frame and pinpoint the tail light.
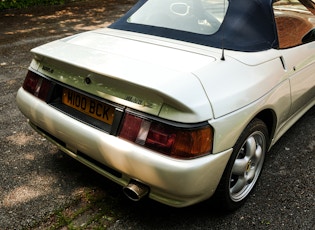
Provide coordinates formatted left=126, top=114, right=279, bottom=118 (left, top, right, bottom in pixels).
left=23, top=71, right=52, bottom=101
left=119, top=112, right=213, bottom=159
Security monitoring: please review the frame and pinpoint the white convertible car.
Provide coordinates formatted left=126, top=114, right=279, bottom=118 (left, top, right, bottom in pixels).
left=17, top=0, right=315, bottom=210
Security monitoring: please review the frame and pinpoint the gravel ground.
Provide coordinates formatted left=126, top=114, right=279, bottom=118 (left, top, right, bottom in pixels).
left=0, top=1, right=314, bottom=229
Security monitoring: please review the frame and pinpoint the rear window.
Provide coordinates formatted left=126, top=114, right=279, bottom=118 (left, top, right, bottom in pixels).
left=127, top=0, right=229, bottom=35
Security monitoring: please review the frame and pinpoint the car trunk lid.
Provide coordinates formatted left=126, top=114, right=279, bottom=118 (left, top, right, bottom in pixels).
left=30, top=28, right=216, bottom=122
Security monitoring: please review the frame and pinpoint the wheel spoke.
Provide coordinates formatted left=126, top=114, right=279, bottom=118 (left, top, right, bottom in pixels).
left=245, top=136, right=256, bottom=158
left=255, top=144, right=262, bottom=162
left=230, top=177, right=246, bottom=194
left=246, top=169, right=255, bottom=182
left=232, top=158, right=248, bottom=175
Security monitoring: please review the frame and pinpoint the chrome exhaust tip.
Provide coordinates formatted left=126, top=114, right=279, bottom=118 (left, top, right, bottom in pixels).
left=123, top=180, right=149, bottom=201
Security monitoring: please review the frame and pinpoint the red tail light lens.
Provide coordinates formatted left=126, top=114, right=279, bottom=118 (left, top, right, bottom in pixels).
left=23, top=71, right=52, bottom=101
left=145, top=123, right=176, bottom=154
left=37, top=78, right=52, bottom=101
left=119, top=113, right=143, bottom=142
left=119, top=112, right=213, bottom=159
left=23, top=71, right=41, bottom=94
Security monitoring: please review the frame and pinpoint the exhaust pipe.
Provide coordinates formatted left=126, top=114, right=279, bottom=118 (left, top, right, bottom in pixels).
left=123, top=180, right=149, bottom=201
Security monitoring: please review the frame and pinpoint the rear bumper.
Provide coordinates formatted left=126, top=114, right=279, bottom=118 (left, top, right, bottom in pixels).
left=17, top=87, right=232, bottom=207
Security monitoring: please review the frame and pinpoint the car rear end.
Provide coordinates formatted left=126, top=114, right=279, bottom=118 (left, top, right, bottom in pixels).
left=16, top=29, right=233, bottom=207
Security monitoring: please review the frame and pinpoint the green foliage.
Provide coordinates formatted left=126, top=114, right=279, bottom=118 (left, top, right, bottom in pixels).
left=0, top=0, right=67, bottom=10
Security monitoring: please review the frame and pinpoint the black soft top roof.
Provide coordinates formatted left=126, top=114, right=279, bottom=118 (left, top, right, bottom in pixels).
left=110, top=0, right=278, bottom=52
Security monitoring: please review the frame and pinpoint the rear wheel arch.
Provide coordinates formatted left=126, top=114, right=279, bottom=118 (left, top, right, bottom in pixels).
left=255, top=109, right=277, bottom=148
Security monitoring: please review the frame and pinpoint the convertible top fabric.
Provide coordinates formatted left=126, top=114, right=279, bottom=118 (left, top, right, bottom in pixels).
left=110, top=0, right=278, bottom=52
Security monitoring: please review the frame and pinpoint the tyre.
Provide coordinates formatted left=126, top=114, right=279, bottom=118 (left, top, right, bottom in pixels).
left=214, top=118, right=269, bottom=211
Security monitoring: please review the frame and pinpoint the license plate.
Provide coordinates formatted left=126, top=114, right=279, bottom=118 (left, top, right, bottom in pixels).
left=62, top=88, right=115, bottom=125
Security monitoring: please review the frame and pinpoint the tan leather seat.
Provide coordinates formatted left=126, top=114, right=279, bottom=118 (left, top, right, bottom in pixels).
left=275, top=15, right=313, bottom=48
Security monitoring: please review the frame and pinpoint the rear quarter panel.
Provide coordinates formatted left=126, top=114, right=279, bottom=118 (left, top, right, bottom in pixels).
left=195, top=50, right=292, bottom=153
left=194, top=50, right=290, bottom=119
